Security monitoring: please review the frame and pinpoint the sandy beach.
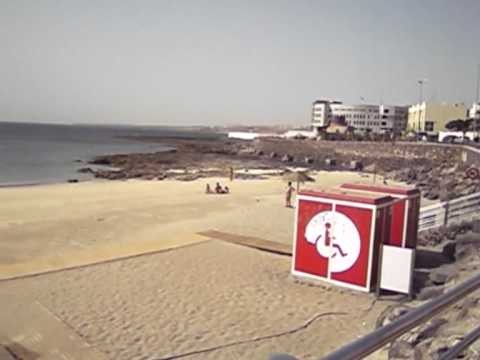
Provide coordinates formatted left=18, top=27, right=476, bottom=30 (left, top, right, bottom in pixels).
left=0, top=171, right=391, bottom=273
left=0, top=171, right=400, bottom=359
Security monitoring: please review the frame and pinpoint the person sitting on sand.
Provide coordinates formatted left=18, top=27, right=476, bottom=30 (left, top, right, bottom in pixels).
left=224, top=186, right=230, bottom=194
left=206, top=183, right=212, bottom=194
left=286, top=181, right=295, bottom=208
left=215, top=182, right=223, bottom=194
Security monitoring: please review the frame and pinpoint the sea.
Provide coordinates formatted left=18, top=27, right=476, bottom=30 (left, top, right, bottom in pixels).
left=0, top=122, right=222, bottom=185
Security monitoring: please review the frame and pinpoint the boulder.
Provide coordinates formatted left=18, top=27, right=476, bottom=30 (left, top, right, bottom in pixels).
left=439, top=178, right=457, bottom=191
left=325, top=158, right=336, bottom=167
left=281, top=154, right=293, bottom=162
left=304, top=157, right=314, bottom=165
left=442, top=242, right=456, bottom=261
left=141, top=174, right=156, bottom=180
left=175, top=174, right=201, bottom=181
left=439, top=189, right=453, bottom=202
left=409, top=318, right=448, bottom=346
left=67, top=179, right=79, bottom=183
left=388, top=340, right=421, bottom=359
left=376, top=305, right=412, bottom=328
left=269, top=152, right=278, bottom=158
left=429, top=266, right=457, bottom=285
left=425, top=189, right=439, bottom=200
left=91, top=157, right=112, bottom=165
left=77, top=167, right=94, bottom=174
left=350, top=160, right=363, bottom=171
left=416, top=285, right=444, bottom=301
left=456, top=232, right=480, bottom=245
left=472, top=220, right=480, bottom=234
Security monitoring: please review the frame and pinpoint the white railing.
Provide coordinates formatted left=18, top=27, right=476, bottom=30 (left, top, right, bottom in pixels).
left=418, top=191, right=480, bottom=232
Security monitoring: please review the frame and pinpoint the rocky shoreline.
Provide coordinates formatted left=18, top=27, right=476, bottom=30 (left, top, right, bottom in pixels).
left=79, top=137, right=479, bottom=201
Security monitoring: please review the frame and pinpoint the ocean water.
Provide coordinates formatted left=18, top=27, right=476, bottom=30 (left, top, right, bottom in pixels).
left=0, top=122, right=221, bottom=185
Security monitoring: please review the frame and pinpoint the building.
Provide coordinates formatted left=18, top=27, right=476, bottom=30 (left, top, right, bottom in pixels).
left=469, top=103, right=480, bottom=119
left=407, top=102, right=467, bottom=133
left=311, top=100, right=408, bottom=135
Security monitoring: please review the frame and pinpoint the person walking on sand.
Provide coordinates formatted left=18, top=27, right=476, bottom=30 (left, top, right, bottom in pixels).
left=286, top=181, right=295, bottom=208
left=229, top=167, right=234, bottom=181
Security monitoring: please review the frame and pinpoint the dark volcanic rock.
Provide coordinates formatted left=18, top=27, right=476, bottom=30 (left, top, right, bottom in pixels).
left=77, top=167, right=94, bottom=174
left=472, top=220, right=480, bottom=233
left=442, top=242, right=457, bottom=261
left=91, top=156, right=112, bottom=165
left=349, top=160, right=363, bottom=171
left=388, top=340, right=421, bottom=359
left=304, top=156, right=314, bottom=164
left=429, top=266, right=457, bottom=285
left=325, top=158, right=336, bottom=167
left=416, top=285, right=445, bottom=301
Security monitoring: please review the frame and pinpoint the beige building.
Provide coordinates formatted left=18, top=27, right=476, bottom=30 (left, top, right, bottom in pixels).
left=407, top=102, right=467, bottom=133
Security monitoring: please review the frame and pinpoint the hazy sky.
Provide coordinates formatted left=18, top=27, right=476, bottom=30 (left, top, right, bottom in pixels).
left=1, top=0, right=479, bottom=126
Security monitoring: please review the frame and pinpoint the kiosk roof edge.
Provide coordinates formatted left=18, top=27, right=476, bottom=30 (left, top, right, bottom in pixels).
left=298, top=188, right=394, bottom=205
left=340, top=183, right=420, bottom=196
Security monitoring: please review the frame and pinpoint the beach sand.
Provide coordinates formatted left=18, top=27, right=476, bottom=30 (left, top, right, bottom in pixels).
left=0, top=171, right=403, bottom=359
left=0, top=241, right=392, bottom=360
left=0, top=171, right=390, bottom=274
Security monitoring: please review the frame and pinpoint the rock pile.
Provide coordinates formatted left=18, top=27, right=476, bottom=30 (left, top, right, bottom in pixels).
left=377, top=221, right=480, bottom=359
left=382, top=296, right=480, bottom=360
left=387, top=164, right=480, bottom=201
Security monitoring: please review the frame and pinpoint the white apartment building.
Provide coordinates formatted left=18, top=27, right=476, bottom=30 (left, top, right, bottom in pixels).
left=311, top=100, right=408, bottom=134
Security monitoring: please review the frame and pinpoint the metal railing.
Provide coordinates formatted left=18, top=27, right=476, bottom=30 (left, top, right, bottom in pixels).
left=320, top=272, right=480, bottom=360
left=270, top=272, right=480, bottom=360
left=418, top=191, right=480, bottom=232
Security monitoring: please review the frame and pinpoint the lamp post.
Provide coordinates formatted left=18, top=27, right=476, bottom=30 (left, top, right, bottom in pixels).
left=417, top=79, right=427, bottom=132
left=476, top=63, right=480, bottom=104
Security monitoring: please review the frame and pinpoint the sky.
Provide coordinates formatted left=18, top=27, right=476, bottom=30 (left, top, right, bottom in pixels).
left=1, top=0, right=479, bottom=126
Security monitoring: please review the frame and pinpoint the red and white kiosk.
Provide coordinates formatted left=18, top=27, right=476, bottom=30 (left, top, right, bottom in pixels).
left=292, top=188, right=394, bottom=292
left=340, top=183, right=421, bottom=249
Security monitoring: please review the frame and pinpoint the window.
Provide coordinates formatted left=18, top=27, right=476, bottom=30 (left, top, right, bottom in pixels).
left=382, top=115, right=387, bottom=119
left=425, top=121, right=434, bottom=131
left=384, top=109, right=390, bottom=113
left=381, top=121, right=387, bottom=126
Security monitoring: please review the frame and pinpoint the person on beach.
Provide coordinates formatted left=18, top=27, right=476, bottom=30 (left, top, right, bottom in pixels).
left=206, top=183, right=212, bottom=194
left=286, top=181, right=295, bottom=208
left=229, top=167, right=234, bottom=181
left=215, top=182, right=223, bottom=194
left=224, top=186, right=230, bottom=194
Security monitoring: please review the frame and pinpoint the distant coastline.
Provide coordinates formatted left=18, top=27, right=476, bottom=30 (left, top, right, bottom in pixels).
left=0, top=122, right=222, bottom=185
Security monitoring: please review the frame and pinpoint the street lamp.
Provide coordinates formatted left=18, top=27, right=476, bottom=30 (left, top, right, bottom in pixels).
left=476, top=64, right=480, bottom=104
left=417, top=79, right=427, bottom=132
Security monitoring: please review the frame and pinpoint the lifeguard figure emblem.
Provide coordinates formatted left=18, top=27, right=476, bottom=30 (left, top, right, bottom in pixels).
left=305, top=211, right=361, bottom=273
